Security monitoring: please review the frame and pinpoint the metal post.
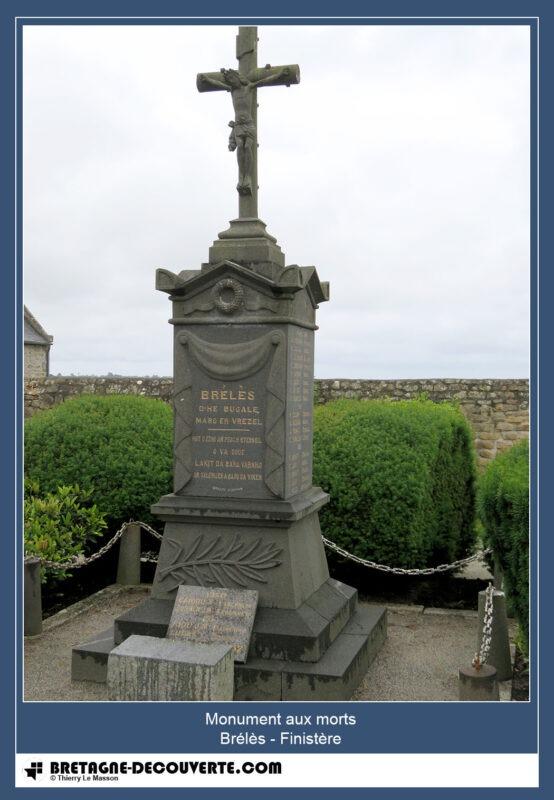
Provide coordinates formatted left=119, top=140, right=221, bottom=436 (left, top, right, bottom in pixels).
left=24, top=557, right=43, bottom=636
left=116, top=523, right=141, bottom=585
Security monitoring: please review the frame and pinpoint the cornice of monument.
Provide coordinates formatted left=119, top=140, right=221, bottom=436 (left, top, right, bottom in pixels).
left=156, top=259, right=328, bottom=310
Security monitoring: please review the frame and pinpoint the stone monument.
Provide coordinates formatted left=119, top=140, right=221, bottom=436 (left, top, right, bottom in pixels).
left=72, top=26, right=386, bottom=700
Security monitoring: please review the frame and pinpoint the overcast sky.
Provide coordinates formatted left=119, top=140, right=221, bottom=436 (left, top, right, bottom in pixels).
left=23, top=23, right=530, bottom=378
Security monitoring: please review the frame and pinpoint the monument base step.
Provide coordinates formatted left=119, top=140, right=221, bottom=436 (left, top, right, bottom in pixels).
left=71, top=604, right=387, bottom=700
left=114, top=597, right=174, bottom=645
left=111, top=578, right=358, bottom=662
left=234, top=605, right=387, bottom=701
left=71, top=627, right=116, bottom=683
left=251, top=579, right=357, bottom=662
left=71, top=583, right=387, bottom=699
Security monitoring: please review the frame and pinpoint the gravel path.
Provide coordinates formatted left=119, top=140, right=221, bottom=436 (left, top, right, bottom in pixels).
left=24, top=586, right=149, bottom=701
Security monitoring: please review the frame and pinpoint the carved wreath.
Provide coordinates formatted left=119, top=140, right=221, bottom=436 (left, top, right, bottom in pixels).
left=157, top=534, right=283, bottom=593
left=212, top=278, right=244, bottom=314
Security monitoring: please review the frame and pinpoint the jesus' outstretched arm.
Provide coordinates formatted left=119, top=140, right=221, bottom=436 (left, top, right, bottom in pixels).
left=197, top=73, right=230, bottom=92
left=250, top=66, right=291, bottom=89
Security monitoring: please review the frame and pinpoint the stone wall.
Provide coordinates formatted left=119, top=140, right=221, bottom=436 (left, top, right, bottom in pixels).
left=24, top=376, right=529, bottom=467
left=24, top=376, right=174, bottom=419
left=315, top=379, right=529, bottom=468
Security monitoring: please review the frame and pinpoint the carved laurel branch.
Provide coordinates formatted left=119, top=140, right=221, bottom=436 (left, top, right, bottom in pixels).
left=158, top=534, right=283, bottom=592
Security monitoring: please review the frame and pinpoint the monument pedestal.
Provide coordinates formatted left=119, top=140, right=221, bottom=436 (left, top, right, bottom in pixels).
left=72, top=236, right=387, bottom=699
left=72, top=578, right=386, bottom=700
left=73, top=487, right=386, bottom=699
left=150, top=488, right=330, bottom=609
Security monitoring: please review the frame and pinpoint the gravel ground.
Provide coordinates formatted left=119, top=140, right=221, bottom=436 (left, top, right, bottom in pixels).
left=24, top=587, right=515, bottom=702
left=353, top=604, right=510, bottom=701
left=24, top=585, right=150, bottom=701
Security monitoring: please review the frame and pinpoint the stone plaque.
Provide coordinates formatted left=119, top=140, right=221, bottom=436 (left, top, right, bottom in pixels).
left=173, top=325, right=287, bottom=500
left=166, top=585, right=258, bottom=662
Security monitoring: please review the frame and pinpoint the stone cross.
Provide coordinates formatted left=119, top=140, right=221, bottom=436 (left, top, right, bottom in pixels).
left=197, top=26, right=300, bottom=220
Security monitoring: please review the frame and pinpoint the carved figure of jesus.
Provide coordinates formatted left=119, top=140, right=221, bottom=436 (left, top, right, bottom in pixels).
left=198, top=67, right=291, bottom=196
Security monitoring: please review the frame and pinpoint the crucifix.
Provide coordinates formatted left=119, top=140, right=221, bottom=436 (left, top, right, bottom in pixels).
left=197, top=26, right=300, bottom=220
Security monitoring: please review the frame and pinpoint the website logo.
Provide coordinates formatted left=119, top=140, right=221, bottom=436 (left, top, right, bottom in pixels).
left=24, top=761, right=43, bottom=781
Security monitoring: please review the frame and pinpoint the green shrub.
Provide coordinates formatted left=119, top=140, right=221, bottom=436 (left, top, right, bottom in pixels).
left=24, top=395, right=173, bottom=525
left=24, top=480, right=107, bottom=581
left=478, top=439, right=529, bottom=652
left=313, top=398, right=477, bottom=568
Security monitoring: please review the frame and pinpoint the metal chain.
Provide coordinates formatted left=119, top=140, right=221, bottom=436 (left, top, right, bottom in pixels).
left=141, top=538, right=492, bottom=575
left=133, top=520, right=163, bottom=541
left=26, top=518, right=491, bottom=579
left=140, top=551, right=161, bottom=564
left=472, top=581, right=495, bottom=669
left=322, top=537, right=492, bottom=576
left=26, top=520, right=163, bottom=570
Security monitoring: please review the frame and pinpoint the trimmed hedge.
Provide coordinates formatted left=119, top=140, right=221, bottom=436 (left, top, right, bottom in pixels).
left=24, top=395, right=173, bottom=525
left=313, top=398, right=477, bottom=568
left=478, top=439, right=529, bottom=650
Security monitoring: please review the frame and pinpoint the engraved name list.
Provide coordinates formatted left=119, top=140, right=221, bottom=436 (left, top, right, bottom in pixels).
left=191, top=383, right=265, bottom=495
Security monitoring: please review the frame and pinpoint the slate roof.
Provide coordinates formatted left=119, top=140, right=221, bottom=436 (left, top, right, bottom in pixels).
left=24, top=306, right=53, bottom=346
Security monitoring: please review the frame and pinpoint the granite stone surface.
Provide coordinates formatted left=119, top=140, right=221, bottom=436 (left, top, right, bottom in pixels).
left=234, top=606, right=387, bottom=701
left=113, top=597, right=174, bottom=645
left=107, top=635, right=234, bottom=701
left=71, top=627, right=115, bottom=683
left=166, top=585, right=258, bottom=663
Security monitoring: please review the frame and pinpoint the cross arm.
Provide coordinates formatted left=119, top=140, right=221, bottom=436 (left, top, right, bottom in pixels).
left=196, top=64, right=300, bottom=93
left=250, top=64, right=300, bottom=88
left=196, top=72, right=231, bottom=93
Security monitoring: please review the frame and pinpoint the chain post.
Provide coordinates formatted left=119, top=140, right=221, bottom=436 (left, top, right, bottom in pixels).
left=24, top=556, right=43, bottom=636
left=472, top=582, right=494, bottom=669
left=476, top=583, right=512, bottom=680
left=116, top=522, right=142, bottom=585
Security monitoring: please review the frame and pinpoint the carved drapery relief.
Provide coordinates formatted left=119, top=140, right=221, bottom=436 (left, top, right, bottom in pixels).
left=173, top=329, right=286, bottom=497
